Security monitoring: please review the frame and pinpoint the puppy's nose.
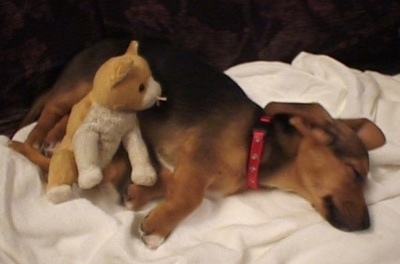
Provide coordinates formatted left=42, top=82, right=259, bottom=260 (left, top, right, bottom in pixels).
left=361, top=211, right=370, bottom=229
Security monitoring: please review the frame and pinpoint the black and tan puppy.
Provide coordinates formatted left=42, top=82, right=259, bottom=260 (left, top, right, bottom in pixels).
left=10, top=40, right=385, bottom=250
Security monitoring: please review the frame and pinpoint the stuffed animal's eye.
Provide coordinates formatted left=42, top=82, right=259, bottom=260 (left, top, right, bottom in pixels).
left=139, top=84, right=145, bottom=92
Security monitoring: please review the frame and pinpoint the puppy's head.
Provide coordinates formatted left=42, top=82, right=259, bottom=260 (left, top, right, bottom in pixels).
left=261, top=102, right=385, bottom=230
left=289, top=117, right=385, bottom=231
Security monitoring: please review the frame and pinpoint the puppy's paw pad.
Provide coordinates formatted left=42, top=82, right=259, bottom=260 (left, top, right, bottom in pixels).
left=47, top=185, right=72, bottom=204
left=78, top=167, right=103, bottom=189
left=131, top=165, right=157, bottom=186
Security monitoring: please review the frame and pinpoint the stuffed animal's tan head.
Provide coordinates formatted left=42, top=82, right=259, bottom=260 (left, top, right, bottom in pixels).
left=92, top=40, right=162, bottom=111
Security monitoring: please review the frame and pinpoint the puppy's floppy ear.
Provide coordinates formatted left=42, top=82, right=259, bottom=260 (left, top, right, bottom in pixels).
left=340, top=118, right=386, bottom=150
left=289, top=116, right=334, bottom=145
left=264, top=102, right=337, bottom=135
left=264, top=102, right=337, bottom=144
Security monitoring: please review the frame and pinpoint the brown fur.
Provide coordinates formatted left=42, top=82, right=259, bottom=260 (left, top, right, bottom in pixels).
left=128, top=104, right=384, bottom=249
left=9, top=40, right=386, bottom=249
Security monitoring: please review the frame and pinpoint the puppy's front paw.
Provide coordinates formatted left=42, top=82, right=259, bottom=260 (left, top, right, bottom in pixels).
left=123, top=184, right=150, bottom=210
left=139, top=222, right=165, bottom=250
left=142, top=233, right=165, bottom=250
left=78, top=166, right=103, bottom=189
left=131, top=164, right=157, bottom=186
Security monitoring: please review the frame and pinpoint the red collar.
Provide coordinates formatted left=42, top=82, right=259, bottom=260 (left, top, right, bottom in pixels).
left=247, top=115, right=272, bottom=189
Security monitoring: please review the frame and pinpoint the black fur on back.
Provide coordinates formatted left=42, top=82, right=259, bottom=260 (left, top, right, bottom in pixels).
left=137, top=40, right=260, bottom=126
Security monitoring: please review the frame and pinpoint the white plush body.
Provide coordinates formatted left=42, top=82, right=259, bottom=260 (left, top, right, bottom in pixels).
left=73, top=103, right=156, bottom=189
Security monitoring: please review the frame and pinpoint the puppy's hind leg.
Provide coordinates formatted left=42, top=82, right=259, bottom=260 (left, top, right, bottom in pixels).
left=26, top=82, right=92, bottom=148
left=8, top=140, right=50, bottom=171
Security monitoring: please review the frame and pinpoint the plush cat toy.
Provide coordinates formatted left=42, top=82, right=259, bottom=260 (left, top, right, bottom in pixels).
left=46, top=40, right=163, bottom=203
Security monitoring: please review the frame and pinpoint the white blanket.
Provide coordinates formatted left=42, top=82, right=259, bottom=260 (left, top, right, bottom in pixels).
left=1, top=52, right=400, bottom=264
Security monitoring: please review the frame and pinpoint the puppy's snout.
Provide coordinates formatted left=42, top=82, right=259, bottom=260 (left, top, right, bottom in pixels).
left=324, top=196, right=370, bottom=231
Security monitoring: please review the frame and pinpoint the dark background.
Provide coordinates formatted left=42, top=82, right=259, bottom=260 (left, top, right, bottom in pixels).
left=1, top=0, right=399, bottom=137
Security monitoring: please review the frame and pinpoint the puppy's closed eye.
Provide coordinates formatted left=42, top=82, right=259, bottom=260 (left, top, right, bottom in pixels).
left=349, top=166, right=364, bottom=185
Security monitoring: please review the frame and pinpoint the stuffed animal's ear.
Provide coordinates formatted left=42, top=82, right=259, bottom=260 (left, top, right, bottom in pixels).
left=109, top=57, right=134, bottom=88
left=340, top=118, right=386, bottom=150
left=126, top=40, right=139, bottom=55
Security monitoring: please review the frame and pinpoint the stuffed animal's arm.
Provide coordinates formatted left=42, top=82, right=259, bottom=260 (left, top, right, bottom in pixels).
left=122, top=124, right=157, bottom=186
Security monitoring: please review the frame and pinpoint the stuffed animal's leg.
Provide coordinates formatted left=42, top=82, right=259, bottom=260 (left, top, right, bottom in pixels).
left=122, top=126, right=156, bottom=186
left=47, top=148, right=77, bottom=203
left=73, top=129, right=103, bottom=189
